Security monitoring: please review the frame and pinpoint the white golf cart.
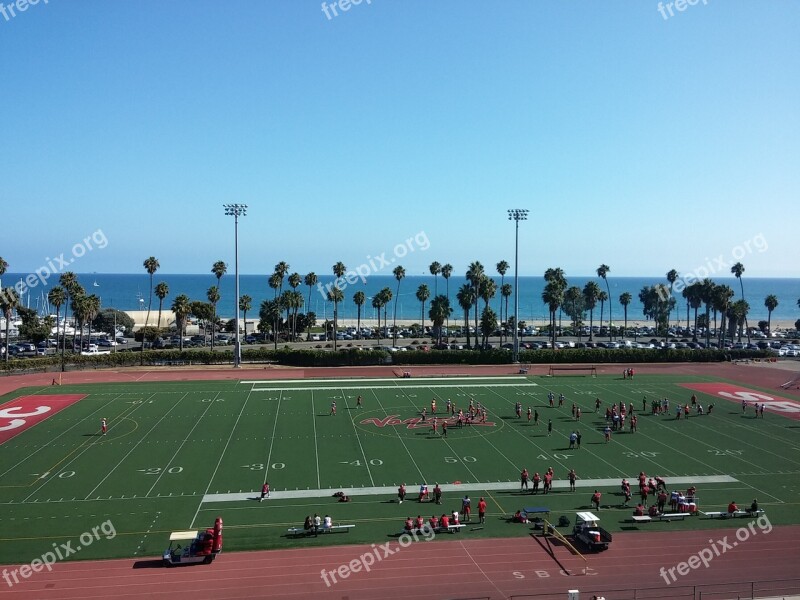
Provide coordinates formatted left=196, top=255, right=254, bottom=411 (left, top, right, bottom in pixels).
left=162, top=517, right=223, bottom=566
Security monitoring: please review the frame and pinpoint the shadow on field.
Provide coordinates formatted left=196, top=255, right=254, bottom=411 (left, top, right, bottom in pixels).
left=132, top=559, right=164, bottom=569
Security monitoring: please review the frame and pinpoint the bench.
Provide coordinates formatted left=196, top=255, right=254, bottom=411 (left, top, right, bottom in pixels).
left=440, top=524, right=466, bottom=534
left=658, top=513, right=690, bottom=521
left=518, top=365, right=530, bottom=374
left=631, top=515, right=652, bottom=523
left=702, top=510, right=764, bottom=519
left=287, top=524, right=355, bottom=536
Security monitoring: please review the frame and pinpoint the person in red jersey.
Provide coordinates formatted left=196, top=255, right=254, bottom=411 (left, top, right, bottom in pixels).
left=398, top=483, right=406, bottom=504
left=101, top=418, right=107, bottom=435
left=478, top=497, right=487, bottom=523
left=260, top=481, right=270, bottom=502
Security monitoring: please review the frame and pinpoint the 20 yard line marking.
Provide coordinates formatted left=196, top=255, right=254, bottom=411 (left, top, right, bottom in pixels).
left=144, top=392, right=221, bottom=498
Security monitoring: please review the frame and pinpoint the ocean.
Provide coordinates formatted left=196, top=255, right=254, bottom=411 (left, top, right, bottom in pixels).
left=3, top=273, right=799, bottom=326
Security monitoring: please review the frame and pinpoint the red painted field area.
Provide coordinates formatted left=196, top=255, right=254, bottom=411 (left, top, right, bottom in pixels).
left=0, top=394, right=86, bottom=445
left=681, top=382, right=800, bottom=420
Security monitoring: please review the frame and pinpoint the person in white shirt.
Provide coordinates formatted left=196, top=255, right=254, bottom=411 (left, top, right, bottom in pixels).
left=323, top=515, right=332, bottom=529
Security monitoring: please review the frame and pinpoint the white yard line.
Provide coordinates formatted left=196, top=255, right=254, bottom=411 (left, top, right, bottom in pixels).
left=251, top=383, right=539, bottom=392
left=263, top=391, right=283, bottom=485
left=311, top=390, right=320, bottom=489
left=190, top=386, right=255, bottom=528
left=83, top=392, right=183, bottom=500
left=342, top=388, right=375, bottom=487
left=370, top=388, right=426, bottom=483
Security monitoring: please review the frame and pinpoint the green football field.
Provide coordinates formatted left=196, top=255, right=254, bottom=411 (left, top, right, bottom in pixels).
left=1, top=373, right=799, bottom=565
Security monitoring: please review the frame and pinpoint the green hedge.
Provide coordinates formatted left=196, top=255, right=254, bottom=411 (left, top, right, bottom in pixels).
left=0, top=347, right=772, bottom=374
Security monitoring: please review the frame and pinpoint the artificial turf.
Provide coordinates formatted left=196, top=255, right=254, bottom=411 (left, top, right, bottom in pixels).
left=0, top=373, right=798, bottom=564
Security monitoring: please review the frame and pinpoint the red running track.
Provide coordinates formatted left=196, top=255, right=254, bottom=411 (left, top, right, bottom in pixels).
left=4, top=525, right=799, bottom=599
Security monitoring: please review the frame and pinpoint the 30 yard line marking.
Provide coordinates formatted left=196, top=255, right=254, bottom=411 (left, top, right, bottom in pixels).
left=263, top=391, right=283, bottom=485
left=191, top=386, right=256, bottom=529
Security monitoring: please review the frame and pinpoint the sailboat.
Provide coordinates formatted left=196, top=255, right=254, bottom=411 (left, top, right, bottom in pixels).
left=93, top=280, right=100, bottom=287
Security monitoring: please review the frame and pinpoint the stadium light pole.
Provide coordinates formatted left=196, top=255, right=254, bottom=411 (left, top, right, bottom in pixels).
left=224, top=204, right=247, bottom=368
left=508, top=209, right=528, bottom=363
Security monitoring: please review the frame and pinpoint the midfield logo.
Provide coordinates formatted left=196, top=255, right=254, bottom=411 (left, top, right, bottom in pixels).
left=360, top=415, right=496, bottom=430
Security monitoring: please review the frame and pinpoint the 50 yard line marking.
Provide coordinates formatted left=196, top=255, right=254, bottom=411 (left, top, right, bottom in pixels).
left=191, top=387, right=256, bottom=529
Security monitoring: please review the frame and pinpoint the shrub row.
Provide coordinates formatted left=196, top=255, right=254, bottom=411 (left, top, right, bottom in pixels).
left=0, top=347, right=771, bottom=374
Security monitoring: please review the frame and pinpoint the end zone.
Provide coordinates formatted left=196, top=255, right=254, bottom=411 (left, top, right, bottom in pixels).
left=0, top=394, right=87, bottom=445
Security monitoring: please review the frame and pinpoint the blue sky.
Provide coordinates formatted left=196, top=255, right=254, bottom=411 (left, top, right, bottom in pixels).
left=1, top=0, right=798, bottom=279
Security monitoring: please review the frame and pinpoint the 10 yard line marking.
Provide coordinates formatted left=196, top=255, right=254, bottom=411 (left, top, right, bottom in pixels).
left=191, top=387, right=256, bottom=529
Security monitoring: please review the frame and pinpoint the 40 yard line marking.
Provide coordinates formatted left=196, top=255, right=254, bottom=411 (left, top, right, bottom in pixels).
left=311, top=390, right=320, bottom=489
left=343, top=388, right=374, bottom=487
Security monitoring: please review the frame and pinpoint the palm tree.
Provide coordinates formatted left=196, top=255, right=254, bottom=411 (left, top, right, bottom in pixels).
left=379, top=287, right=392, bottom=339
left=287, top=273, right=302, bottom=337
left=1, top=287, right=19, bottom=363
left=597, top=264, right=611, bottom=339
left=480, top=306, right=498, bottom=347
left=239, top=294, right=252, bottom=337
left=760, top=294, right=777, bottom=336
left=69, top=283, right=86, bottom=350
left=274, top=262, right=290, bottom=294
left=353, top=291, right=366, bottom=339
left=598, top=290, right=608, bottom=336
left=85, top=295, right=101, bottom=342
left=72, top=293, right=88, bottom=352
left=143, top=257, right=159, bottom=330
left=544, top=268, right=567, bottom=334
left=501, top=283, right=512, bottom=342
left=331, top=262, right=347, bottom=349
left=207, top=286, right=220, bottom=349
left=466, top=261, right=484, bottom=346
left=304, top=272, right=318, bottom=339
left=416, top=284, right=430, bottom=332
left=496, top=260, right=509, bottom=331
left=713, top=285, right=734, bottom=345
left=441, top=263, right=453, bottom=334
left=429, top=262, right=442, bottom=296
left=456, top=283, right=476, bottom=348
left=371, top=295, right=384, bottom=342
left=731, top=262, right=749, bottom=342
left=564, top=286, right=584, bottom=341
left=619, top=292, right=632, bottom=338
left=478, top=277, right=497, bottom=347
left=582, top=282, right=601, bottom=341
left=700, top=279, right=716, bottom=346
left=154, top=282, right=169, bottom=330
left=666, top=269, right=679, bottom=329
left=47, top=286, right=65, bottom=350
left=428, top=295, right=452, bottom=346
left=0, top=256, right=7, bottom=281
left=392, top=265, right=405, bottom=345
left=268, top=272, right=282, bottom=346
left=542, top=282, right=563, bottom=348
left=731, top=299, right=750, bottom=342
left=58, top=272, right=78, bottom=358
left=685, top=282, right=703, bottom=341
left=172, top=294, right=191, bottom=351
